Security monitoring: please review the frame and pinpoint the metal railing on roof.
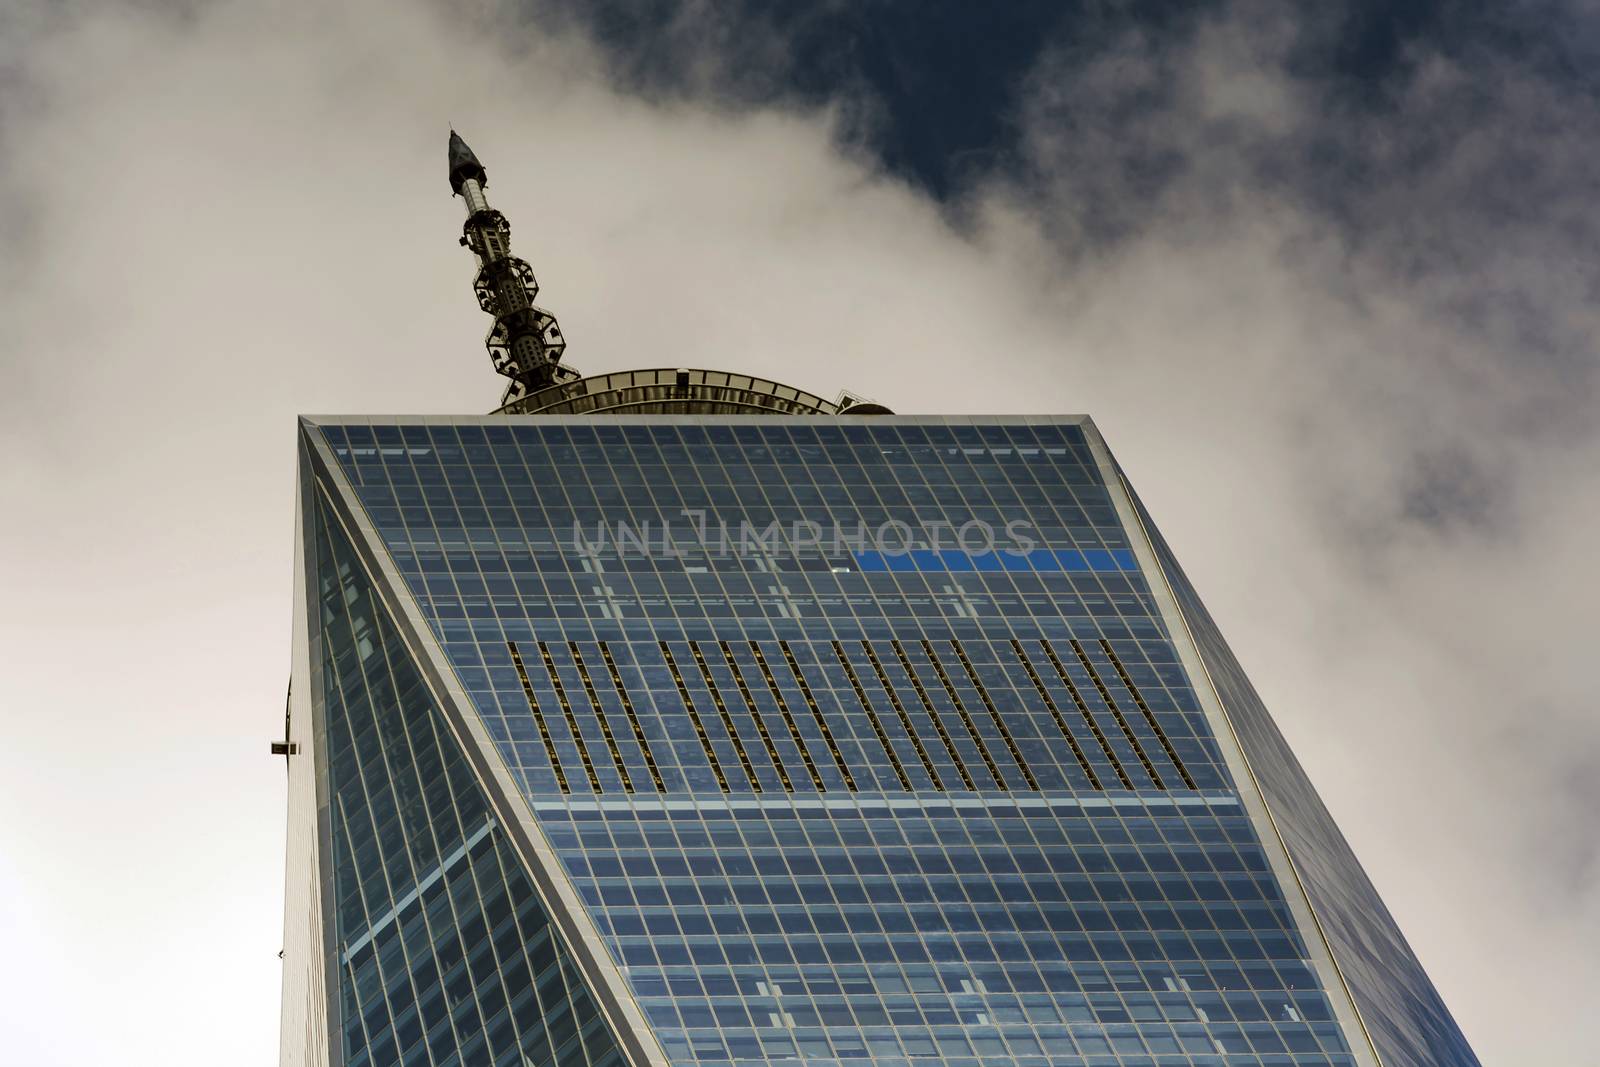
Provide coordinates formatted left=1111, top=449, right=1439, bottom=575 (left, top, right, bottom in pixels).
left=493, top=367, right=884, bottom=416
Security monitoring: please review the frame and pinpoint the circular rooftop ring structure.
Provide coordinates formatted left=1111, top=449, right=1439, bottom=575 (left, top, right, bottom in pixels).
left=493, top=367, right=892, bottom=417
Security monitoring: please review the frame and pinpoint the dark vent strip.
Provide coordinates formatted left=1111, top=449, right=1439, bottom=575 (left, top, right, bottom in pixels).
left=658, top=642, right=731, bottom=793
left=598, top=642, right=668, bottom=793
left=1034, top=640, right=1134, bottom=789
left=915, top=639, right=1010, bottom=791
left=716, top=641, right=799, bottom=792
left=948, top=641, right=1040, bottom=790
left=536, top=641, right=604, bottom=793
left=854, top=642, right=942, bottom=790
left=1098, top=640, right=1198, bottom=790
left=567, top=642, right=634, bottom=793
left=1068, top=639, right=1167, bottom=790
left=1008, top=639, right=1103, bottom=789
left=765, top=643, right=857, bottom=791
left=830, top=641, right=916, bottom=791
left=886, top=640, right=976, bottom=791
left=686, top=641, right=764, bottom=792
left=773, top=643, right=858, bottom=791
left=507, top=642, right=570, bottom=793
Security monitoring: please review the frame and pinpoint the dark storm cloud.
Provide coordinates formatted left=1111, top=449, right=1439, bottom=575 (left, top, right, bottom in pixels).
left=526, top=1, right=1600, bottom=209
left=522, top=0, right=1198, bottom=198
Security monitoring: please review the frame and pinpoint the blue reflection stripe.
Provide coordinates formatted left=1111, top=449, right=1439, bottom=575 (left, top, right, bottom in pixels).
left=852, top=548, right=1138, bottom=573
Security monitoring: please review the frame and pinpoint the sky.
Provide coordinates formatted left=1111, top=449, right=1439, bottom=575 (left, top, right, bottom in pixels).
left=0, top=0, right=1595, bottom=1063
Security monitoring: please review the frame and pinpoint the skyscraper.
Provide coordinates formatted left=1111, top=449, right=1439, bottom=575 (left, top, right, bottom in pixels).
left=277, top=135, right=1479, bottom=1067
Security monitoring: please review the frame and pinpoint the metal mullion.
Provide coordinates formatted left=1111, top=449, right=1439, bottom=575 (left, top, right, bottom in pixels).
left=743, top=641, right=834, bottom=790
left=657, top=641, right=732, bottom=792
left=536, top=641, right=605, bottom=793
left=567, top=642, right=635, bottom=793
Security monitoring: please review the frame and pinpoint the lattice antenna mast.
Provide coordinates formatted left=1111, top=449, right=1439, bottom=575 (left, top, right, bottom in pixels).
left=449, top=131, right=574, bottom=406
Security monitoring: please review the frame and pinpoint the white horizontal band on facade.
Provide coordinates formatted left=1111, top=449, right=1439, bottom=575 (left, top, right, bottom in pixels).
left=527, top=792, right=1240, bottom=814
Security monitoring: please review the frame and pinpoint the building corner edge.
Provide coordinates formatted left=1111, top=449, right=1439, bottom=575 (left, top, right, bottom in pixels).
left=1079, top=418, right=1385, bottom=1067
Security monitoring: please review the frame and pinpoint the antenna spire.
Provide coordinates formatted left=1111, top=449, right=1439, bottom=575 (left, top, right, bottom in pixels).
left=449, top=131, right=571, bottom=405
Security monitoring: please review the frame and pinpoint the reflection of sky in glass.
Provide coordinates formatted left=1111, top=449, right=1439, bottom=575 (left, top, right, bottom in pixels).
left=313, top=492, right=630, bottom=1067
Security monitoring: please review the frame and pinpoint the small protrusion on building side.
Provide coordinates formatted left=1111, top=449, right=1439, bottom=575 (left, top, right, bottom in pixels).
left=272, top=683, right=299, bottom=763
left=450, top=130, right=572, bottom=404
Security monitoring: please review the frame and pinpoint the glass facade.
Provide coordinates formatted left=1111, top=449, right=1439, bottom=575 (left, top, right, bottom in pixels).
left=288, top=413, right=1477, bottom=1067
left=311, top=490, right=630, bottom=1067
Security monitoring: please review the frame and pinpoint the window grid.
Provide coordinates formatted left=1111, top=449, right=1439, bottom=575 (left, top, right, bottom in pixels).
left=914, top=639, right=1010, bottom=791
left=761, top=642, right=858, bottom=791
left=508, top=640, right=571, bottom=794
left=1065, top=639, right=1165, bottom=790
left=539, top=640, right=605, bottom=793
left=883, top=641, right=976, bottom=791
left=659, top=641, right=732, bottom=793
left=1100, top=638, right=1198, bottom=791
left=313, top=418, right=1377, bottom=1067
left=947, top=639, right=1041, bottom=791
left=830, top=641, right=918, bottom=791
left=849, top=642, right=941, bottom=791
left=717, top=641, right=801, bottom=791
left=598, top=641, right=668, bottom=793
left=536, top=798, right=1352, bottom=1067
left=1007, top=638, right=1103, bottom=789
left=316, top=492, right=629, bottom=1067
left=567, top=642, right=637, bottom=794
left=1032, top=637, right=1136, bottom=789
left=685, top=641, right=766, bottom=793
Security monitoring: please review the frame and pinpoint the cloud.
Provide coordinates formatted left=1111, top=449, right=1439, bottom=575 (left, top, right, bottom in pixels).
left=0, top=1, right=1592, bottom=1064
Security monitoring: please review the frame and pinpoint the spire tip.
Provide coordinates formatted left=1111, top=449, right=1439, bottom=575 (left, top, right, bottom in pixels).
left=448, top=129, right=487, bottom=194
